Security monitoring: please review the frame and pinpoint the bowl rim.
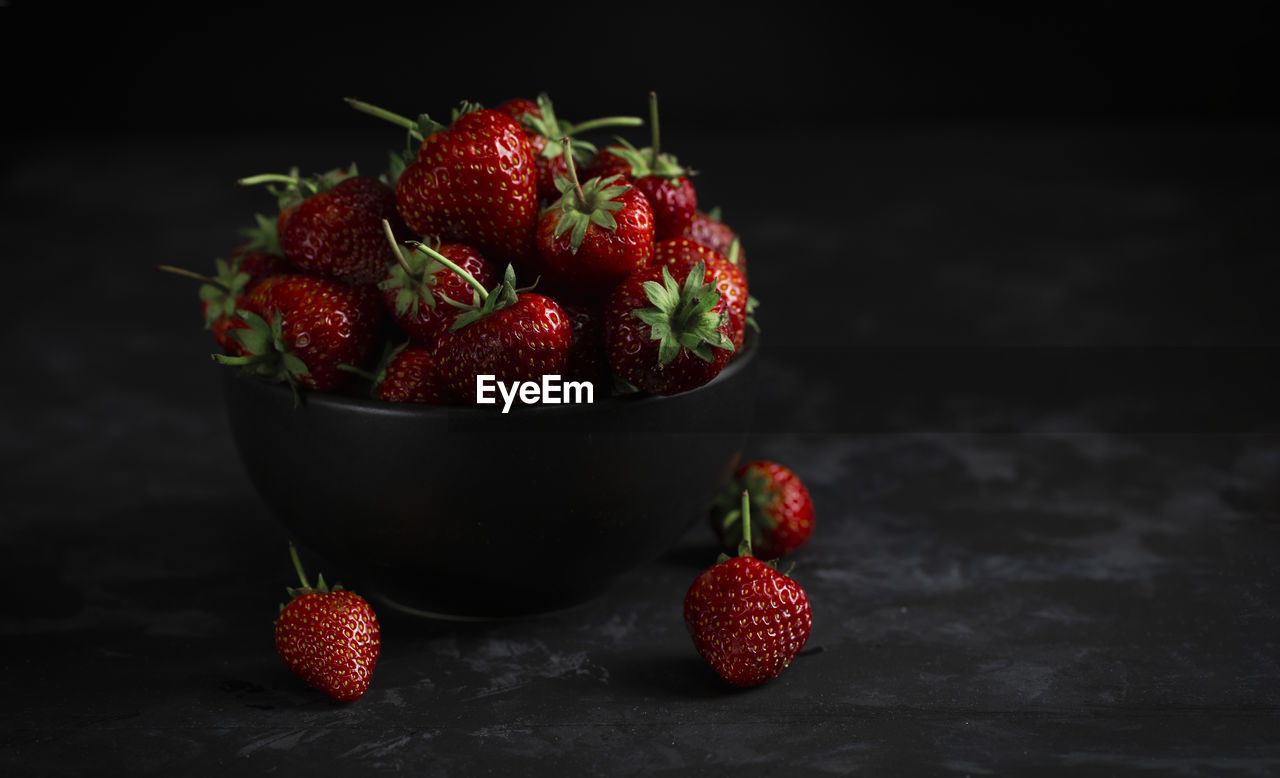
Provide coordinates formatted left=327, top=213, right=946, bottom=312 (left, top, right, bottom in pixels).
left=224, top=331, right=759, bottom=418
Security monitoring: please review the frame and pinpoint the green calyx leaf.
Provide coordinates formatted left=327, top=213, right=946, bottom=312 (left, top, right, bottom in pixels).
left=197, top=256, right=252, bottom=328
left=601, top=137, right=692, bottom=181
left=631, top=260, right=735, bottom=366
left=550, top=173, right=631, bottom=253
left=449, top=264, right=521, bottom=331
left=239, top=164, right=358, bottom=211
left=236, top=213, right=282, bottom=256
left=214, top=309, right=311, bottom=407
left=518, top=93, right=638, bottom=165
left=377, top=240, right=448, bottom=317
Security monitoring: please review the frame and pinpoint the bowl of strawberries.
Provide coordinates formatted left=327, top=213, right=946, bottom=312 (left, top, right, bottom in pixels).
left=173, top=92, right=760, bottom=618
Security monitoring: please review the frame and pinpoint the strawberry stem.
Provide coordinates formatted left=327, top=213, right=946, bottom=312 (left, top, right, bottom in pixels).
left=561, top=115, right=645, bottom=135
left=237, top=173, right=299, bottom=187
left=648, top=91, right=661, bottom=160
left=289, top=542, right=312, bottom=590
left=737, top=489, right=754, bottom=558
left=155, top=264, right=226, bottom=291
left=344, top=97, right=418, bottom=134
left=562, top=137, right=588, bottom=207
left=380, top=219, right=489, bottom=302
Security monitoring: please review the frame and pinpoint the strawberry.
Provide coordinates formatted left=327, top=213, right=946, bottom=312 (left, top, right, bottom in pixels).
left=650, top=237, right=752, bottom=350
left=346, top=98, right=539, bottom=267
left=535, top=138, right=655, bottom=296
left=603, top=259, right=735, bottom=395
left=495, top=93, right=643, bottom=202
left=684, top=490, right=813, bottom=688
left=239, top=166, right=408, bottom=287
left=341, top=341, right=453, bottom=405
left=710, top=461, right=815, bottom=559
left=378, top=233, right=497, bottom=344
left=560, top=299, right=610, bottom=390
left=213, top=273, right=382, bottom=400
left=275, top=544, right=381, bottom=703
left=583, top=92, right=696, bottom=240
left=682, top=207, right=746, bottom=276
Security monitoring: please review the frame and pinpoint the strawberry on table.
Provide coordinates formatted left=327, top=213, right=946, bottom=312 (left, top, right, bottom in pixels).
left=239, top=165, right=408, bottom=287
left=710, top=461, right=816, bottom=559
left=584, top=92, right=697, bottom=241
left=495, top=92, right=643, bottom=203
left=535, top=138, right=655, bottom=297
left=213, top=273, right=383, bottom=400
left=275, top=544, right=381, bottom=703
left=346, top=98, right=540, bottom=268
left=685, top=490, right=813, bottom=688
left=604, top=259, right=736, bottom=395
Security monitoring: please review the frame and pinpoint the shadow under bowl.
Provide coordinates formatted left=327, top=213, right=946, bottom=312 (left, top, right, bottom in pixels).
left=221, top=336, right=759, bottom=619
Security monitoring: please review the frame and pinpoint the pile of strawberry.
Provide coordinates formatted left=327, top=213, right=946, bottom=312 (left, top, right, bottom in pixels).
left=167, top=92, right=755, bottom=405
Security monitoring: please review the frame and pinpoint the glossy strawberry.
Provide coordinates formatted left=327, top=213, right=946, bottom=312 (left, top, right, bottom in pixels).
left=342, top=341, right=452, bottom=405
left=215, top=274, right=382, bottom=398
left=496, top=93, right=642, bottom=202
left=275, top=544, right=381, bottom=703
left=347, top=98, right=539, bottom=267
left=379, top=236, right=496, bottom=344
left=682, top=207, right=746, bottom=276
left=536, top=140, right=655, bottom=296
left=240, top=166, right=406, bottom=286
left=583, top=92, right=696, bottom=240
left=651, top=237, right=751, bottom=350
left=685, top=490, right=813, bottom=688
left=604, top=259, right=735, bottom=395
left=710, top=461, right=815, bottom=559
left=433, top=264, right=572, bottom=403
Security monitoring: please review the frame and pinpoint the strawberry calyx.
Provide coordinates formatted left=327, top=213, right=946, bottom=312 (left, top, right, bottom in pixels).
left=212, top=309, right=310, bottom=406
left=551, top=138, right=633, bottom=253
left=601, top=92, right=694, bottom=182
left=236, top=212, right=283, bottom=256
left=278, top=542, right=344, bottom=617
left=714, top=470, right=780, bottom=555
left=237, top=164, right=359, bottom=211
left=380, top=219, right=492, bottom=319
left=378, top=234, right=453, bottom=318
left=156, top=260, right=251, bottom=329
left=632, top=259, right=735, bottom=365
left=519, top=92, right=643, bottom=166
left=715, top=489, right=784, bottom=572
left=448, top=263, right=531, bottom=331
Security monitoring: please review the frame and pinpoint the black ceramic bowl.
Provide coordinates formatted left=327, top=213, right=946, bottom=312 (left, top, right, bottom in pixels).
left=221, top=336, right=759, bottom=619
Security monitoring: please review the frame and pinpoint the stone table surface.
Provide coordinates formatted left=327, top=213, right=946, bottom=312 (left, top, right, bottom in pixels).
left=2, top=123, right=1278, bottom=776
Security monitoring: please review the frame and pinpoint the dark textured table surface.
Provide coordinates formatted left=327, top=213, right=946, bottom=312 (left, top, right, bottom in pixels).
left=3, top=120, right=1279, bottom=776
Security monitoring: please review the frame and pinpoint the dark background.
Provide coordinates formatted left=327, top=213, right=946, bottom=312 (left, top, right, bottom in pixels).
left=4, top=3, right=1280, bottom=775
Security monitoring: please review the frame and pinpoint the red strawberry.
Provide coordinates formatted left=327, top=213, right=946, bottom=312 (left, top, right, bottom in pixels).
left=650, top=237, right=751, bottom=350
left=684, top=490, right=813, bottom=688
left=682, top=207, right=746, bottom=276
left=346, top=98, right=539, bottom=267
left=535, top=138, right=655, bottom=296
left=495, top=93, right=643, bottom=202
left=342, top=341, right=453, bottom=405
left=214, top=273, right=382, bottom=399
left=560, top=299, right=610, bottom=390
left=604, top=259, right=735, bottom=395
left=239, top=166, right=408, bottom=286
left=710, top=461, right=815, bottom=559
left=583, top=92, right=696, bottom=240
left=379, top=235, right=496, bottom=344
left=275, top=544, right=381, bottom=703
left=429, top=262, right=572, bottom=403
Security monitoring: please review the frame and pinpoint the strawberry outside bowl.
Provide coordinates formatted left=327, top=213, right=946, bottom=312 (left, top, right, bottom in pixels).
left=220, top=334, right=759, bottom=619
